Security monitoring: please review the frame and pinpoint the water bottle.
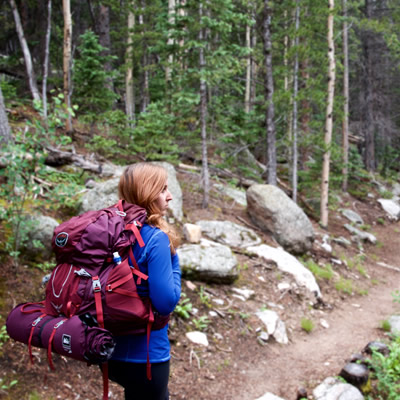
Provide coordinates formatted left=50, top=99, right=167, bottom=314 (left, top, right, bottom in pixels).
left=113, top=252, right=122, bottom=265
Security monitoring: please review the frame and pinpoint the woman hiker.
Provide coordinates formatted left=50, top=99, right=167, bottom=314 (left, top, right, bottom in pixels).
left=108, top=162, right=181, bottom=400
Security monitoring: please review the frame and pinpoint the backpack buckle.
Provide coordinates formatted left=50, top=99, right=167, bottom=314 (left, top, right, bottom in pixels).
left=32, top=316, right=44, bottom=327
left=134, top=220, right=142, bottom=228
left=54, top=320, right=66, bottom=329
left=92, top=277, right=101, bottom=292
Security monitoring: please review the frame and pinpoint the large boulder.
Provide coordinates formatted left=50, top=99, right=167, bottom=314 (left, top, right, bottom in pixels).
left=177, top=239, right=238, bottom=284
left=246, top=184, right=314, bottom=254
left=79, top=162, right=183, bottom=221
left=196, top=220, right=261, bottom=248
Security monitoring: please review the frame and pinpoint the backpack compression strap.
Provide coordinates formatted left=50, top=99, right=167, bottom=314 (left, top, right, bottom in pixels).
left=47, top=318, right=68, bottom=371
left=28, top=313, right=46, bottom=364
left=92, top=276, right=109, bottom=400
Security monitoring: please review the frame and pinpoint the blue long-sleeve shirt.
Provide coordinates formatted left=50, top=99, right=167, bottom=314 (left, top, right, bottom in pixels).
left=111, top=224, right=181, bottom=363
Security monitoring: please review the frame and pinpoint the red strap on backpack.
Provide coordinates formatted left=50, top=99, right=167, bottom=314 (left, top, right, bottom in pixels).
left=28, top=313, right=46, bottom=364
left=47, top=319, right=68, bottom=370
left=92, top=276, right=109, bottom=400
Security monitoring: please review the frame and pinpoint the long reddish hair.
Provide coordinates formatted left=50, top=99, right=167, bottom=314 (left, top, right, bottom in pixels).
left=118, top=162, right=180, bottom=252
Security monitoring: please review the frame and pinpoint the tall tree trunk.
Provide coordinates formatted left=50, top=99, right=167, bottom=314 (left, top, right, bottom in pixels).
left=166, top=0, right=175, bottom=82
left=63, top=0, right=72, bottom=132
left=250, top=21, right=257, bottom=108
left=291, top=1, right=300, bottom=203
left=342, top=0, right=349, bottom=191
left=244, top=23, right=251, bottom=113
left=42, top=0, right=52, bottom=123
left=320, top=0, right=336, bottom=228
left=139, top=1, right=149, bottom=112
left=262, top=0, right=277, bottom=186
left=125, top=6, right=135, bottom=123
left=0, top=86, right=12, bottom=145
left=8, top=0, right=40, bottom=102
left=97, top=4, right=114, bottom=92
left=361, top=0, right=375, bottom=171
left=199, top=2, right=209, bottom=208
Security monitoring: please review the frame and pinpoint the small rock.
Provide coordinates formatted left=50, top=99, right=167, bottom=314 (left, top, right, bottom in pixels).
left=183, top=223, right=202, bottom=243
left=364, top=341, right=389, bottom=356
left=231, top=287, right=255, bottom=300
left=320, top=319, right=329, bottom=329
left=185, top=281, right=197, bottom=291
left=339, top=362, right=370, bottom=388
left=186, top=331, right=209, bottom=346
left=255, top=392, right=286, bottom=400
left=258, top=331, right=269, bottom=342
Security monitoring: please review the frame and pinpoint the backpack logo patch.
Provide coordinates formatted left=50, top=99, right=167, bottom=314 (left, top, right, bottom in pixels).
left=62, top=334, right=72, bottom=353
left=55, top=232, right=69, bottom=248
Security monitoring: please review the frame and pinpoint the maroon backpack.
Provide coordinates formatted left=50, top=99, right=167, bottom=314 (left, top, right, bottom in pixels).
left=46, top=199, right=168, bottom=336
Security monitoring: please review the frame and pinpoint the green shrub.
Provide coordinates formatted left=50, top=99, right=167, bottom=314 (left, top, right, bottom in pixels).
left=367, top=337, right=400, bottom=400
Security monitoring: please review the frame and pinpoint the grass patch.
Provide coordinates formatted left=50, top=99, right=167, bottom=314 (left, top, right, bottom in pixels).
left=304, top=259, right=334, bottom=281
left=301, top=317, right=314, bottom=333
left=335, top=278, right=354, bottom=294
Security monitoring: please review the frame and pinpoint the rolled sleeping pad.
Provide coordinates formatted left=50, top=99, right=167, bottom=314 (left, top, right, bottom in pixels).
left=6, top=303, right=115, bottom=365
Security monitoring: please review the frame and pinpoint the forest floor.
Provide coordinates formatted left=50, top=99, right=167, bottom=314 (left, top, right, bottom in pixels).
left=1, top=167, right=400, bottom=400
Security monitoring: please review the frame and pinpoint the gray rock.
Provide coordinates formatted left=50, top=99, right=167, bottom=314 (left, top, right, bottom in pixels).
left=313, top=377, right=364, bottom=400
left=155, top=162, right=183, bottom=221
left=185, top=331, right=209, bottom=346
left=339, top=363, right=369, bottom=388
left=341, top=209, right=364, bottom=225
left=196, top=220, right=261, bottom=248
left=177, top=239, right=238, bottom=284
left=255, top=309, right=289, bottom=344
left=246, top=184, right=314, bottom=254
left=344, top=224, right=377, bottom=244
left=389, top=315, right=400, bottom=335
left=25, top=215, right=59, bottom=258
left=214, top=184, right=247, bottom=206
left=79, top=177, right=119, bottom=212
left=364, top=341, right=389, bottom=356
left=333, top=237, right=352, bottom=247
left=377, top=198, right=400, bottom=220
left=247, top=244, right=321, bottom=298
left=255, top=393, right=287, bottom=400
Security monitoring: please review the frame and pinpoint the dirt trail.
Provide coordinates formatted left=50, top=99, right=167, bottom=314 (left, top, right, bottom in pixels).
left=235, top=224, right=400, bottom=400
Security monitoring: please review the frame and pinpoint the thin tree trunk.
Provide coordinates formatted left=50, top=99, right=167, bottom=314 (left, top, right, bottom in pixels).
left=0, top=86, right=12, bottom=145
left=320, top=0, right=336, bottom=228
left=244, top=23, right=251, bottom=113
left=8, top=0, right=40, bottom=102
left=292, top=1, right=300, bottom=203
left=63, top=0, right=72, bottom=132
left=139, top=1, right=149, bottom=112
left=125, top=7, right=135, bottom=123
left=42, top=0, right=52, bottom=123
left=362, top=0, right=375, bottom=171
left=97, top=4, right=114, bottom=92
left=250, top=17, right=257, bottom=107
left=342, top=0, right=349, bottom=191
left=166, top=0, right=175, bottom=82
left=199, top=2, right=209, bottom=208
left=262, top=0, right=277, bottom=186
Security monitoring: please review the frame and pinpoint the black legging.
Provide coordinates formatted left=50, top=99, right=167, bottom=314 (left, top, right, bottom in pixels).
left=107, top=360, right=170, bottom=400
